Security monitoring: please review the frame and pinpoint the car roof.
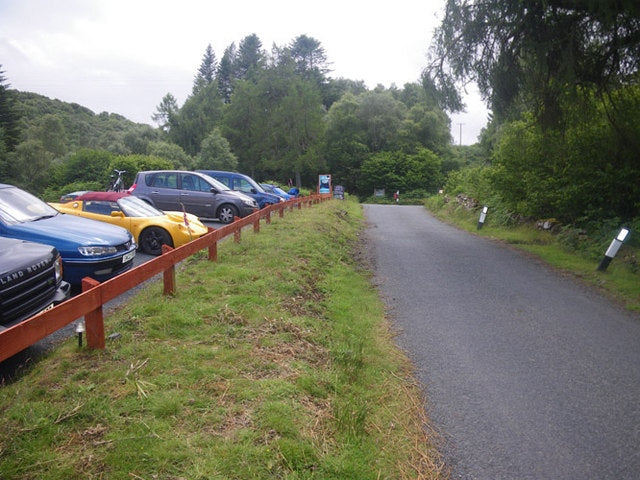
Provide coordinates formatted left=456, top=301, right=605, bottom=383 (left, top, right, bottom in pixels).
left=75, top=191, right=131, bottom=202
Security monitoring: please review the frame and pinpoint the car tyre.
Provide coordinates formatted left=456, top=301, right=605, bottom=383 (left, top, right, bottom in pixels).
left=217, top=204, right=238, bottom=224
left=139, top=227, right=173, bottom=255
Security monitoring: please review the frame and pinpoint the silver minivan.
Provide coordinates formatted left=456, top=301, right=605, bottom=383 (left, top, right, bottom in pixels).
left=128, top=170, right=258, bottom=224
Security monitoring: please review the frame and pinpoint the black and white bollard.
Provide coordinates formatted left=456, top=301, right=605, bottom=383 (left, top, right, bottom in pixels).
left=597, top=228, right=630, bottom=271
left=76, top=320, right=85, bottom=347
left=477, top=206, right=488, bottom=230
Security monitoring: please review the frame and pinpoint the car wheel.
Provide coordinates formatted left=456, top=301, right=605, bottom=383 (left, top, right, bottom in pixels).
left=139, top=227, right=173, bottom=255
left=217, top=204, right=238, bottom=224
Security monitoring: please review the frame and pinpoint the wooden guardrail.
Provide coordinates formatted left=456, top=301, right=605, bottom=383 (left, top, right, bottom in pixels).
left=0, top=194, right=330, bottom=363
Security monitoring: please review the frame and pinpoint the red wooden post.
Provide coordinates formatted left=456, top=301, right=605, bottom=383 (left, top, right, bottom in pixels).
left=209, top=241, right=218, bottom=261
left=266, top=209, right=271, bottom=224
left=162, top=244, right=176, bottom=295
left=253, top=215, right=260, bottom=233
left=82, top=277, right=105, bottom=350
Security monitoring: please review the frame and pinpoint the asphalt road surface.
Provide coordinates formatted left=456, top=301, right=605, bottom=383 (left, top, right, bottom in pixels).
left=363, top=204, right=640, bottom=480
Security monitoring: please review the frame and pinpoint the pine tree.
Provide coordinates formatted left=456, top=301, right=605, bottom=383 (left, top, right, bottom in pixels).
left=0, top=67, right=21, bottom=151
left=236, top=34, right=265, bottom=81
left=217, top=43, right=237, bottom=103
left=193, top=44, right=217, bottom=94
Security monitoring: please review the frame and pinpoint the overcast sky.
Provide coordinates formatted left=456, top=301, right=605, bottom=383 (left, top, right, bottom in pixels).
left=0, top=0, right=489, bottom=145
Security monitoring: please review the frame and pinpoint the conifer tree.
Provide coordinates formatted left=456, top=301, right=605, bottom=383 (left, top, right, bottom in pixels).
left=193, top=44, right=217, bottom=94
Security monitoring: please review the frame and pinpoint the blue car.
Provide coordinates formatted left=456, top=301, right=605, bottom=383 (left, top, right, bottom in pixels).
left=0, top=184, right=136, bottom=286
left=196, top=170, right=283, bottom=209
left=260, top=183, right=291, bottom=200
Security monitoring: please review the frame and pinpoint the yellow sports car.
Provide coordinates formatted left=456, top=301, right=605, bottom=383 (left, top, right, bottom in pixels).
left=51, top=191, right=208, bottom=255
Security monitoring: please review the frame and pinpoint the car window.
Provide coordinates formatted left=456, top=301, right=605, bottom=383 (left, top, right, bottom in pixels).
left=180, top=173, right=212, bottom=192
left=214, top=176, right=231, bottom=188
left=233, top=178, right=253, bottom=193
left=118, top=196, right=163, bottom=217
left=193, top=176, right=214, bottom=192
left=84, top=201, right=116, bottom=215
left=147, top=172, right=178, bottom=189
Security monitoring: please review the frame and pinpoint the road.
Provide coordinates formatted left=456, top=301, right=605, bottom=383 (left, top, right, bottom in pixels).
left=363, top=204, right=640, bottom=480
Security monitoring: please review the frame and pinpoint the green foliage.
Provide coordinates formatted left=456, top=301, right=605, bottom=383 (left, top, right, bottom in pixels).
left=5, top=139, right=54, bottom=192
left=147, top=141, right=192, bottom=169
left=54, top=148, right=114, bottom=187
left=428, top=1, right=640, bottom=124
left=359, top=148, right=443, bottom=197
left=168, top=82, right=224, bottom=156
left=195, top=127, right=238, bottom=170
left=491, top=85, right=640, bottom=223
left=0, top=67, right=20, bottom=151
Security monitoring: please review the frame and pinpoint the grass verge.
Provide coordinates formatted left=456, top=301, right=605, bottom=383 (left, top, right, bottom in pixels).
left=424, top=198, right=640, bottom=312
left=0, top=199, right=445, bottom=479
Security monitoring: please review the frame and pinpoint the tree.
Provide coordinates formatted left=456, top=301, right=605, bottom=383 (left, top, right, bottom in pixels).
left=289, top=35, right=330, bottom=80
left=193, top=44, right=217, bottom=95
left=148, top=141, right=192, bottom=169
left=324, top=92, right=369, bottom=192
left=398, top=103, right=452, bottom=154
left=8, top=140, right=55, bottom=194
left=427, top=0, right=640, bottom=125
left=359, top=148, right=443, bottom=197
left=236, top=34, right=266, bottom=81
left=26, top=114, right=67, bottom=157
left=217, top=43, right=237, bottom=103
left=152, top=93, right=179, bottom=132
left=357, top=91, right=407, bottom=152
left=168, top=82, right=224, bottom=156
left=0, top=67, right=20, bottom=151
left=54, top=149, right=115, bottom=187
left=195, top=128, right=238, bottom=170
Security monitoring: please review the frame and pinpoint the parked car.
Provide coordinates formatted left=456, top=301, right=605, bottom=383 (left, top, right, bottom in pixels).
left=0, top=237, right=71, bottom=329
left=260, top=183, right=291, bottom=200
left=59, top=191, right=89, bottom=202
left=128, top=170, right=258, bottom=224
left=50, top=191, right=209, bottom=255
left=196, top=170, right=283, bottom=209
left=0, top=184, right=136, bottom=286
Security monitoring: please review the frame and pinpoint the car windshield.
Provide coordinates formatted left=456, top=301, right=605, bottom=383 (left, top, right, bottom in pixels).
left=199, top=174, right=231, bottom=192
left=0, top=187, right=59, bottom=224
left=118, top=196, right=164, bottom=217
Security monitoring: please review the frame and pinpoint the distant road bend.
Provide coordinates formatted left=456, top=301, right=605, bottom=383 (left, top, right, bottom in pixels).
left=363, top=204, right=640, bottom=480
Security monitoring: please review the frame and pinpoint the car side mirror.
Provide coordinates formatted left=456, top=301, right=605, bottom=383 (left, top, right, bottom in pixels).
left=110, top=211, right=125, bottom=218
left=210, top=187, right=219, bottom=194
left=251, top=188, right=257, bottom=194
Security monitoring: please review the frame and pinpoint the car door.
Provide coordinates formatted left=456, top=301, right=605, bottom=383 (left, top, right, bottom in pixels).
left=179, top=173, right=219, bottom=218
left=146, top=172, right=180, bottom=211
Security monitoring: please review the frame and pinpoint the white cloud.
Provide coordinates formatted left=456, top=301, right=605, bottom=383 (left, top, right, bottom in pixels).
left=0, top=0, right=488, bottom=143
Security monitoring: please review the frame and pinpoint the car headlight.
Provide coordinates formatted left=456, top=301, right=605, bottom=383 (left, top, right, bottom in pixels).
left=78, top=245, right=118, bottom=256
left=243, top=198, right=257, bottom=207
left=54, top=255, right=63, bottom=282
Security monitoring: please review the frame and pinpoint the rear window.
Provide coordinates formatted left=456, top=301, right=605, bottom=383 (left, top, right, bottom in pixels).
left=145, top=173, right=178, bottom=189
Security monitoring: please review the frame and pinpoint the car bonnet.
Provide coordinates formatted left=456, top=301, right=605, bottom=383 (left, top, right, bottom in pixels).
left=5, top=214, right=132, bottom=252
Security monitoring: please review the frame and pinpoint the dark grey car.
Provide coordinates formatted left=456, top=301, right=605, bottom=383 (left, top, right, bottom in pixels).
left=128, top=171, right=258, bottom=224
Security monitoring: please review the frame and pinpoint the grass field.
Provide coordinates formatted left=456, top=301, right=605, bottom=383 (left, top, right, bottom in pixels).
left=0, top=199, right=445, bottom=480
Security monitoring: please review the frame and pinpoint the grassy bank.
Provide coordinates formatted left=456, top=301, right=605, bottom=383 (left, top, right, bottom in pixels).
left=425, top=197, right=640, bottom=312
left=0, top=199, right=444, bottom=479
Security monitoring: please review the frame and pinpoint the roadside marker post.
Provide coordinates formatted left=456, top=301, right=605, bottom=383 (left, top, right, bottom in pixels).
left=597, top=227, right=630, bottom=271
left=477, top=206, right=488, bottom=230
